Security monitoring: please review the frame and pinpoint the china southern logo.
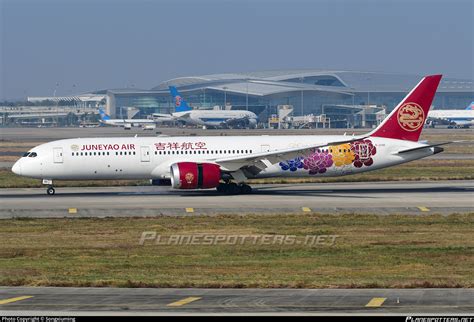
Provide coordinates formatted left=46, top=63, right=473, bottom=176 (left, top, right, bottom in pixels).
left=70, top=144, right=80, bottom=152
left=175, top=96, right=182, bottom=107
left=397, top=102, right=424, bottom=132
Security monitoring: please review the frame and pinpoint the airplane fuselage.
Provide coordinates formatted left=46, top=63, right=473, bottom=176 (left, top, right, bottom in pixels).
left=428, top=110, right=474, bottom=125
left=12, top=135, right=436, bottom=182
left=178, top=110, right=257, bottom=127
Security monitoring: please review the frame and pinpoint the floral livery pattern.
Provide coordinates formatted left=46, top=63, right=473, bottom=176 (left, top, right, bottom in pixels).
left=279, top=139, right=377, bottom=175
left=331, top=143, right=355, bottom=167
left=279, top=157, right=304, bottom=172
left=303, top=150, right=333, bottom=174
left=350, top=139, right=377, bottom=168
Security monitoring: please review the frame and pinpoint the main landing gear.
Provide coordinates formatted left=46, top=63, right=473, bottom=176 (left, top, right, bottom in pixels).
left=216, top=182, right=252, bottom=195
left=43, top=179, right=55, bottom=195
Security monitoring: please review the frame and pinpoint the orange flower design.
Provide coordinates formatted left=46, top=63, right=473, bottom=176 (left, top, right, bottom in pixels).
left=330, top=144, right=355, bottom=167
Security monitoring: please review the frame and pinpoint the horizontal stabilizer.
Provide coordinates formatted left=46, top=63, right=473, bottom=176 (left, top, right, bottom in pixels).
left=397, top=141, right=460, bottom=154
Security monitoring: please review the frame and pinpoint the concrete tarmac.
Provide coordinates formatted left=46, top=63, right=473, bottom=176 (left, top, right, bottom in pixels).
left=0, top=287, right=473, bottom=315
left=0, top=181, right=473, bottom=218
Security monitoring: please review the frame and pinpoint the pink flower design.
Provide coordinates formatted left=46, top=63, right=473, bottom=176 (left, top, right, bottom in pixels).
left=350, top=139, right=377, bottom=168
left=303, top=150, right=333, bottom=175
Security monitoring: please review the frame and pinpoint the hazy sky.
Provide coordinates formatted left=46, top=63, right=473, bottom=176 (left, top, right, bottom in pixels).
left=1, top=0, right=473, bottom=100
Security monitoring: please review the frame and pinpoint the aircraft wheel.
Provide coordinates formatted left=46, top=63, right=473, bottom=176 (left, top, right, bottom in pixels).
left=46, top=186, right=55, bottom=195
left=225, top=183, right=240, bottom=195
left=216, top=183, right=227, bottom=193
left=239, top=184, right=252, bottom=194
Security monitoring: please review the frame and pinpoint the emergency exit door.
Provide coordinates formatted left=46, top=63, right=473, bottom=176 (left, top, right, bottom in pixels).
left=140, top=146, right=151, bottom=162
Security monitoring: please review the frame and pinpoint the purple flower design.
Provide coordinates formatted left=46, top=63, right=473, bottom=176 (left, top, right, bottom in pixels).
left=279, top=157, right=305, bottom=172
left=350, top=139, right=377, bottom=168
left=303, top=150, right=333, bottom=175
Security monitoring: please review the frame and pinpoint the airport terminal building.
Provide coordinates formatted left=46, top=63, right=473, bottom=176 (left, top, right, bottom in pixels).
left=29, top=70, right=474, bottom=128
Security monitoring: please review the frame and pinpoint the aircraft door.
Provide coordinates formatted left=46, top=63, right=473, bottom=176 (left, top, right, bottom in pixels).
left=53, top=147, right=63, bottom=163
left=261, top=144, right=270, bottom=152
left=140, top=146, right=151, bottom=162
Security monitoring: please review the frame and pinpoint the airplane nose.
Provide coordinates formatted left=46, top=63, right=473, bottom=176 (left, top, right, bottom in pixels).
left=12, top=160, right=22, bottom=175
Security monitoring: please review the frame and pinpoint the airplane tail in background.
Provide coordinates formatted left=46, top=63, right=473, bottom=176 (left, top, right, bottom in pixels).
left=169, top=86, right=192, bottom=112
left=369, top=74, right=442, bottom=142
left=466, top=102, right=474, bottom=110
left=98, top=108, right=111, bottom=121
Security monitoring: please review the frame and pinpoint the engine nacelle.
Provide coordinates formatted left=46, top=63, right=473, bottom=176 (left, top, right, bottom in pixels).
left=170, top=162, right=221, bottom=189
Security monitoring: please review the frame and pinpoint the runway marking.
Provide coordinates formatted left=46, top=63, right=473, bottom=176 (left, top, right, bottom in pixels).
left=68, top=208, right=77, bottom=214
left=302, top=207, right=312, bottom=212
left=365, top=297, right=386, bottom=307
left=185, top=208, right=194, bottom=213
left=0, top=296, right=33, bottom=305
left=167, top=297, right=201, bottom=307
left=417, top=206, right=430, bottom=212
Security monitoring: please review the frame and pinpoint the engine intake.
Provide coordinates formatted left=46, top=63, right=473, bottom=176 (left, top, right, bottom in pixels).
left=170, top=162, right=221, bottom=189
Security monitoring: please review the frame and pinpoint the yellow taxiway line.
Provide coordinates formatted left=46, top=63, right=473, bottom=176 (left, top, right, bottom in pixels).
left=417, top=206, right=430, bottom=212
left=365, top=297, right=387, bottom=307
left=167, top=297, right=201, bottom=307
left=0, top=296, right=34, bottom=305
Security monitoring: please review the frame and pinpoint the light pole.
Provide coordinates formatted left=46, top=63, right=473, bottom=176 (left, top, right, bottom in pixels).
left=300, top=77, right=304, bottom=116
left=223, top=86, right=228, bottom=109
left=246, top=79, right=249, bottom=111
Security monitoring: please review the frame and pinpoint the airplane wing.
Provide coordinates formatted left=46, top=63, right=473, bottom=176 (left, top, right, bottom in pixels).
left=213, top=136, right=367, bottom=176
left=173, top=112, right=192, bottom=120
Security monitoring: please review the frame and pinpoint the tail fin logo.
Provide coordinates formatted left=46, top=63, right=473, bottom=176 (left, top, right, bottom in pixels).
left=397, top=102, right=424, bottom=132
left=175, top=96, right=182, bottom=107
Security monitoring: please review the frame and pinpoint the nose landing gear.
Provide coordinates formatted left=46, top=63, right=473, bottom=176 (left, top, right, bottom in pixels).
left=46, top=186, right=56, bottom=195
left=42, top=179, right=55, bottom=196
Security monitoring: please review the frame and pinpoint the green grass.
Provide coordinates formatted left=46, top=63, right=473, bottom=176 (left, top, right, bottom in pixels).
left=0, top=213, right=473, bottom=288
left=1, top=159, right=473, bottom=188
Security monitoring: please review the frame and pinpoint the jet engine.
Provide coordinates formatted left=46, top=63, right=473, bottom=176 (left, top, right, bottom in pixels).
left=170, top=162, right=221, bottom=189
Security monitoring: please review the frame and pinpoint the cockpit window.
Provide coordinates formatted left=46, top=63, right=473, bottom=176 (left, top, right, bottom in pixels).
left=22, top=152, right=30, bottom=157
left=28, top=152, right=37, bottom=157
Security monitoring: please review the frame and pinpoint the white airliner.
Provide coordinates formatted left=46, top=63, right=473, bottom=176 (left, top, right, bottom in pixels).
left=152, top=87, right=258, bottom=129
left=98, top=108, right=156, bottom=128
left=13, top=75, right=451, bottom=195
left=427, top=102, right=474, bottom=127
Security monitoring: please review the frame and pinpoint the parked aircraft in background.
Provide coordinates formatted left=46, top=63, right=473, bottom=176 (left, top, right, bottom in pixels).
left=152, top=87, right=258, bottom=129
left=13, top=75, right=452, bottom=195
left=427, top=102, right=474, bottom=128
left=98, top=108, right=156, bottom=129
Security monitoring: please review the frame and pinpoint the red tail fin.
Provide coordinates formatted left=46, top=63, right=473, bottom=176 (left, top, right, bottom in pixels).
left=370, top=74, right=442, bottom=141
